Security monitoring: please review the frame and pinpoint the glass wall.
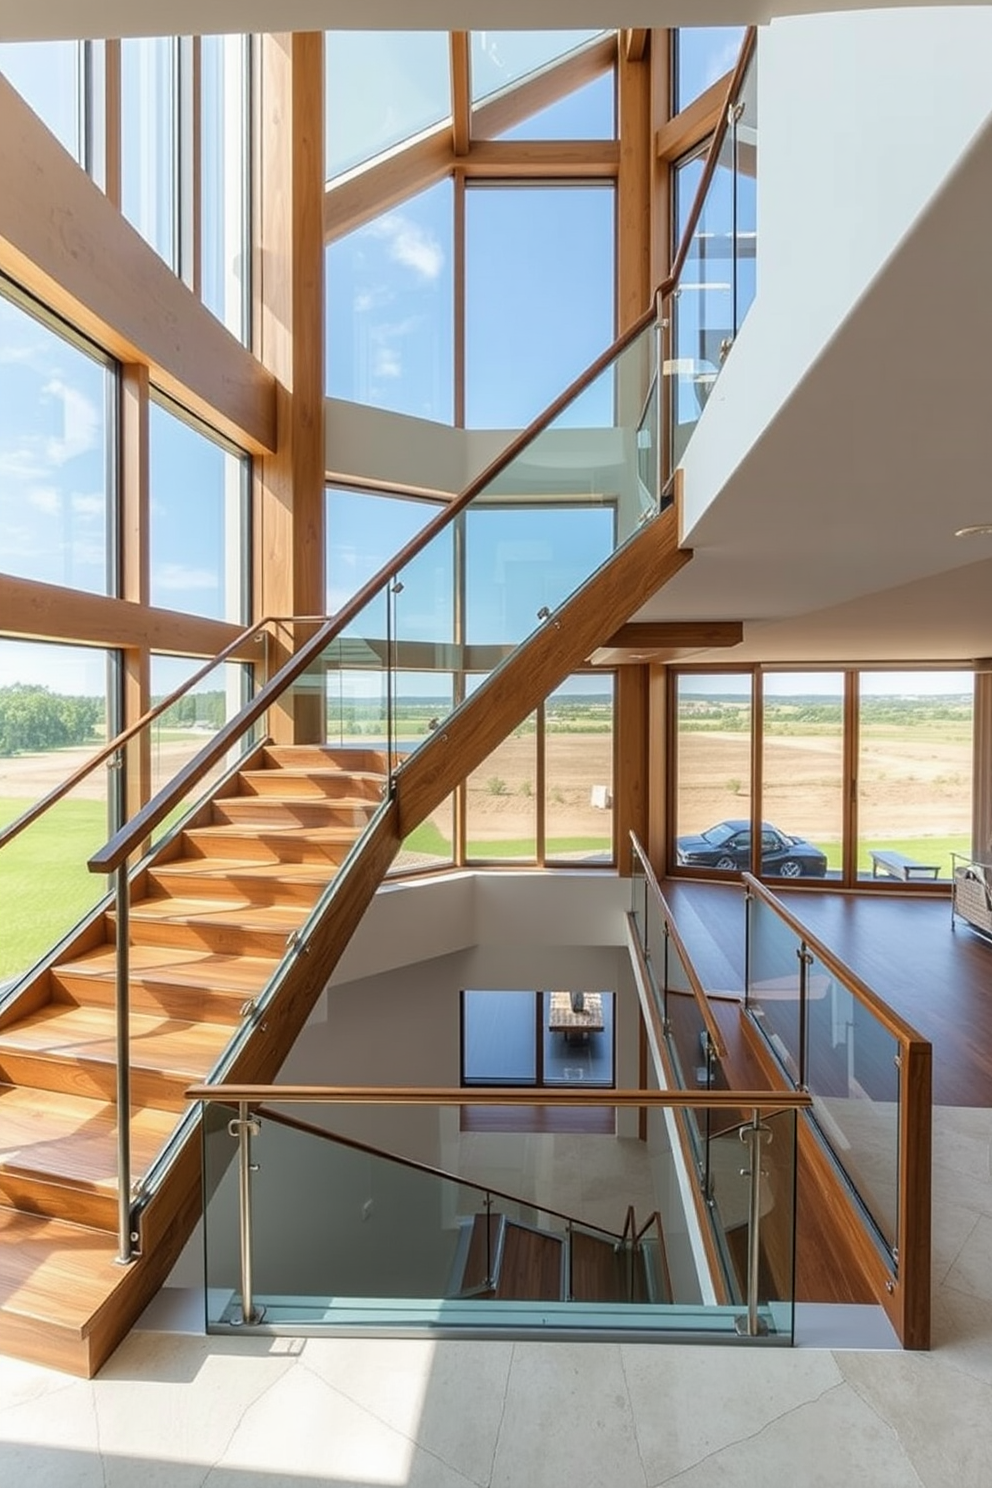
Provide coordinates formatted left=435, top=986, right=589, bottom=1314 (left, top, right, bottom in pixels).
left=326, top=486, right=442, bottom=613
left=465, top=184, right=615, bottom=429
left=545, top=674, right=614, bottom=864
left=490, top=71, right=614, bottom=142
left=325, top=32, right=451, bottom=181
left=763, top=673, right=843, bottom=880
left=121, top=37, right=178, bottom=271
left=0, top=281, right=115, bottom=596
left=0, top=41, right=83, bottom=161
left=0, top=638, right=112, bottom=983
left=857, top=671, right=973, bottom=882
left=326, top=179, right=454, bottom=424
left=674, top=673, right=753, bottom=872
left=465, top=709, right=538, bottom=862
left=200, top=35, right=250, bottom=342
left=149, top=397, right=249, bottom=623
left=470, top=32, right=607, bottom=105
left=673, top=27, right=745, bottom=112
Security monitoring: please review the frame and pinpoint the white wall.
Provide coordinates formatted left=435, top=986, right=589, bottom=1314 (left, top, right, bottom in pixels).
left=681, top=6, right=992, bottom=536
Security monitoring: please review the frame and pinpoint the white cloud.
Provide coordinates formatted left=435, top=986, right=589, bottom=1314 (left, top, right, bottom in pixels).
left=26, top=485, right=60, bottom=515
left=367, top=213, right=445, bottom=282
left=153, top=563, right=219, bottom=592
left=71, top=493, right=105, bottom=518
left=373, top=346, right=402, bottom=380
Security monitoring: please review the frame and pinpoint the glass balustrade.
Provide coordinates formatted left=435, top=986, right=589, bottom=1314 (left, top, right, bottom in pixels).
left=201, top=1095, right=797, bottom=1341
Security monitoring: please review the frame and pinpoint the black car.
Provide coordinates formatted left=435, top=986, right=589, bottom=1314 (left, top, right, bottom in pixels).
left=676, top=819, right=828, bottom=878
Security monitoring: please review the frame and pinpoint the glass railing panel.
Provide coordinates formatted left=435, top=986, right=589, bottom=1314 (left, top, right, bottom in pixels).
left=733, top=48, right=758, bottom=333
left=804, top=950, right=900, bottom=1254
left=148, top=654, right=262, bottom=846
left=0, top=776, right=112, bottom=992
left=282, top=589, right=390, bottom=762
left=630, top=852, right=647, bottom=947
left=707, top=1108, right=796, bottom=1338
left=746, top=893, right=803, bottom=1083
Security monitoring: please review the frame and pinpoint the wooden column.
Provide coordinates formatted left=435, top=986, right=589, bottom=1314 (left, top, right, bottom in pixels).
left=255, top=33, right=325, bottom=742
left=615, top=666, right=649, bottom=876
left=648, top=28, right=672, bottom=290
left=617, top=33, right=652, bottom=330
left=647, top=663, right=668, bottom=872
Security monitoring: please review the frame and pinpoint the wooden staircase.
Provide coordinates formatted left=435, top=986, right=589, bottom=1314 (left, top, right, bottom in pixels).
left=0, top=745, right=388, bottom=1376
left=455, top=1211, right=669, bottom=1304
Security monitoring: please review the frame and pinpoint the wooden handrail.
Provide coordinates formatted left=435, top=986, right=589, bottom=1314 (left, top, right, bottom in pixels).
left=742, top=873, right=929, bottom=1049
left=629, top=831, right=728, bottom=1059
left=89, top=27, right=759, bottom=878
left=250, top=1103, right=627, bottom=1242
left=0, top=614, right=272, bottom=856
left=187, top=1083, right=811, bottom=1109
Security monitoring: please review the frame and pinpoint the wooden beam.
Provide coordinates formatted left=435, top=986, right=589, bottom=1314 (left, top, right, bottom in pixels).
left=397, top=510, right=690, bottom=833
left=256, top=33, right=326, bottom=743
left=655, top=70, right=729, bottom=163
left=625, top=30, right=650, bottom=63
left=601, top=621, right=744, bottom=651
left=471, top=33, right=615, bottom=142
left=102, top=39, right=121, bottom=209
left=617, top=39, right=652, bottom=333
left=324, top=125, right=454, bottom=241
left=450, top=31, right=470, bottom=156
left=0, top=573, right=255, bottom=658
left=0, top=74, right=275, bottom=455
left=463, top=140, right=619, bottom=179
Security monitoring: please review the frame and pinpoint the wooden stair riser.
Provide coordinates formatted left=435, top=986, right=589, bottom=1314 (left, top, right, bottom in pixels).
left=237, top=769, right=386, bottom=801
left=0, top=1051, right=192, bottom=1113
left=145, top=864, right=328, bottom=907
left=262, top=745, right=389, bottom=774
left=107, top=910, right=294, bottom=960
left=181, top=827, right=359, bottom=865
left=0, top=1170, right=117, bottom=1233
left=210, top=797, right=377, bottom=830
left=49, top=970, right=250, bottom=1026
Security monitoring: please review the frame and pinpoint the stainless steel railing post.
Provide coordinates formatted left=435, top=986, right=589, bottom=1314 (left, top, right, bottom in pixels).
left=735, top=1107, right=771, bottom=1337
left=114, top=861, right=134, bottom=1264
left=227, top=1101, right=264, bottom=1325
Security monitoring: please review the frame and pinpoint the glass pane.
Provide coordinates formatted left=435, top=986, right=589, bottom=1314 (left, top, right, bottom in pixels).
left=674, top=27, right=745, bottom=113
left=325, top=32, right=451, bottom=180
left=465, top=185, right=614, bottom=429
left=201, top=35, right=249, bottom=342
left=463, top=990, right=538, bottom=1083
left=149, top=399, right=247, bottom=622
left=542, top=990, right=614, bottom=1086
left=326, top=486, right=441, bottom=613
left=762, top=674, right=841, bottom=882
left=708, top=1108, right=796, bottom=1332
left=671, top=132, right=734, bottom=463
left=392, top=788, right=455, bottom=874
left=857, top=672, right=973, bottom=883
left=121, top=38, right=177, bottom=269
left=470, top=32, right=607, bottom=104
left=326, top=178, right=454, bottom=424
left=0, top=639, right=111, bottom=985
left=734, top=50, right=758, bottom=331
left=674, top=674, right=753, bottom=872
left=466, top=711, right=537, bottom=862
left=545, top=675, right=614, bottom=864
left=465, top=506, right=614, bottom=647
left=746, top=894, right=802, bottom=1083
left=490, top=70, right=615, bottom=141
left=0, top=41, right=81, bottom=160
left=805, top=952, right=900, bottom=1252
left=0, top=286, right=113, bottom=596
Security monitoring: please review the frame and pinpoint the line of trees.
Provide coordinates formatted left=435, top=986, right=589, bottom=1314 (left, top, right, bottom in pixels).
left=0, top=685, right=103, bottom=756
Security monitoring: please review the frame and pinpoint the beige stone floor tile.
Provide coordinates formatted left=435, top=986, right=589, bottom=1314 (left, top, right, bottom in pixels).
left=941, top=1213, right=992, bottom=1303
left=0, top=1377, right=104, bottom=1487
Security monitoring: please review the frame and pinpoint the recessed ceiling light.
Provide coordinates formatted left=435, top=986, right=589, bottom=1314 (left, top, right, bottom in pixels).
left=955, top=524, right=992, bottom=537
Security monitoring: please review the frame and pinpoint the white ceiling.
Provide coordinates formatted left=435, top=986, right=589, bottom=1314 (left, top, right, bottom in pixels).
left=1, top=0, right=989, bottom=41
left=639, top=95, right=992, bottom=666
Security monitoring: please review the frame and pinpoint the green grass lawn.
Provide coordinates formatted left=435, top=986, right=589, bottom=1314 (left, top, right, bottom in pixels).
left=818, top=834, right=971, bottom=877
left=0, top=797, right=109, bottom=980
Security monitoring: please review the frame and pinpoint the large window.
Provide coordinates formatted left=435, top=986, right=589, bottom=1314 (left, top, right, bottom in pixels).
left=469, top=32, right=607, bottom=105
left=763, top=673, right=844, bottom=880
left=325, top=32, right=451, bottom=181
left=200, top=35, right=250, bottom=342
left=673, top=27, right=746, bottom=112
left=674, top=673, right=753, bottom=872
left=0, top=282, right=115, bottom=597
left=121, top=38, right=178, bottom=271
left=149, top=397, right=249, bottom=622
left=465, top=184, right=615, bottom=429
left=0, top=41, right=83, bottom=162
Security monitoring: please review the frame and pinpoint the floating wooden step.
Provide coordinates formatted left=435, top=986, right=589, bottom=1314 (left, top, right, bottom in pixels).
left=50, top=943, right=279, bottom=1023
left=146, top=859, right=332, bottom=906
left=569, top=1229, right=629, bottom=1303
left=0, top=1004, right=232, bottom=1111
left=262, top=745, right=388, bottom=774
left=0, top=1084, right=176, bottom=1230
left=237, top=767, right=386, bottom=801
left=180, top=823, right=361, bottom=865
left=108, top=896, right=308, bottom=959
left=209, top=796, right=378, bottom=830
left=494, top=1221, right=565, bottom=1301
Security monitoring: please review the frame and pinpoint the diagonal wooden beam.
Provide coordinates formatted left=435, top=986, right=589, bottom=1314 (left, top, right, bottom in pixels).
left=450, top=31, right=470, bottom=156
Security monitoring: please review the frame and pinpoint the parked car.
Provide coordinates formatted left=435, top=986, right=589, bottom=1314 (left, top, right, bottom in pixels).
left=675, top=819, right=828, bottom=878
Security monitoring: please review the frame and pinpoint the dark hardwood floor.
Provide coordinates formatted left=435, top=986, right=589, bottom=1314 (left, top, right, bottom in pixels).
left=662, top=880, right=992, bottom=1108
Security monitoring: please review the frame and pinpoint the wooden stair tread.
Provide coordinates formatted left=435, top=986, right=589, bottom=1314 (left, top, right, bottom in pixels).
left=123, top=898, right=309, bottom=932
left=149, top=859, right=332, bottom=884
left=0, top=1206, right=128, bottom=1327
left=0, top=1004, right=232, bottom=1075
left=186, top=823, right=361, bottom=842
left=0, top=1085, right=175, bottom=1190
left=55, top=943, right=280, bottom=991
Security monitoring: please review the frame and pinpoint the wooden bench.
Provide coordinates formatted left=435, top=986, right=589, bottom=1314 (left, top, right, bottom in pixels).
left=869, top=849, right=941, bottom=882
